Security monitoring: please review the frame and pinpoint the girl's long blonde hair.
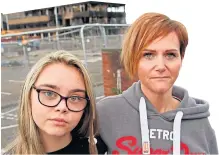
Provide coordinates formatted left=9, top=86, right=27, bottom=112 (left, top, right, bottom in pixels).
left=5, top=51, right=98, bottom=154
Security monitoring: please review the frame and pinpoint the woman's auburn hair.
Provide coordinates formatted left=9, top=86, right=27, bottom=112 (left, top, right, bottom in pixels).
left=121, top=12, right=188, bottom=79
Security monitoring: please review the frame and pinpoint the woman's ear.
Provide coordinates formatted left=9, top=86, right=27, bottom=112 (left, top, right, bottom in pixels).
left=181, top=51, right=185, bottom=60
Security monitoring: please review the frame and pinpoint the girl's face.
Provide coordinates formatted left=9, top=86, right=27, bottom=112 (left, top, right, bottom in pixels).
left=138, top=32, right=183, bottom=94
left=31, top=63, right=86, bottom=137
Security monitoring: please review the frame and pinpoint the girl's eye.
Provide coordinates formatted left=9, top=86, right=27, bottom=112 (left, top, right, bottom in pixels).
left=42, top=91, right=57, bottom=98
left=69, top=96, right=82, bottom=101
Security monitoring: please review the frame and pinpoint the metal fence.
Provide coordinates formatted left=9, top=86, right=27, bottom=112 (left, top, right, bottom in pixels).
left=1, top=24, right=130, bottom=97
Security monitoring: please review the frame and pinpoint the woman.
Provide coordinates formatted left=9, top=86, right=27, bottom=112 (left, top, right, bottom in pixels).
left=97, top=13, right=218, bottom=154
left=5, top=51, right=107, bottom=154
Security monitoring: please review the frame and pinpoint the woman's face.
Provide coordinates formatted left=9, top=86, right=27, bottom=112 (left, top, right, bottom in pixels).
left=137, top=32, right=183, bottom=94
left=31, top=63, right=86, bottom=137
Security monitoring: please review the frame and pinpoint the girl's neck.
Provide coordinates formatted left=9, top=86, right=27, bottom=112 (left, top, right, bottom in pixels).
left=40, top=131, right=72, bottom=153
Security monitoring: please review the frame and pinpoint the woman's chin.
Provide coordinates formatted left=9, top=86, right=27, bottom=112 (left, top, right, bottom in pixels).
left=151, top=85, right=171, bottom=94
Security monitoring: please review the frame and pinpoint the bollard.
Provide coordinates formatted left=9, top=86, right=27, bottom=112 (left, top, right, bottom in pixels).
left=22, top=45, right=30, bottom=68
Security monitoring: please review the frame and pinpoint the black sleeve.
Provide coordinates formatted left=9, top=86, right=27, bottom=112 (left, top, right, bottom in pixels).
left=96, top=135, right=108, bottom=154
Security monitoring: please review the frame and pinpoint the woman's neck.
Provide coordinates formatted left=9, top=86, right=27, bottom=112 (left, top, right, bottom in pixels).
left=40, top=131, right=72, bottom=153
left=141, top=85, right=180, bottom=113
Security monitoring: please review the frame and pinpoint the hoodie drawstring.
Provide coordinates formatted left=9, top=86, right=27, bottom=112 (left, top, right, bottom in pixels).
left=139, top=97, right=184, bottom=155
left=139, top=97, right=150, bottom=154
left=173, top=111, right=183, bottom=154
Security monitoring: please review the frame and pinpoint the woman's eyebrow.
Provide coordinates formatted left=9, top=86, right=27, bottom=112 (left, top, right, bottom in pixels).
left=143, top=49, right=156, bottom=52
left=165, top=49, right=179, bottom=52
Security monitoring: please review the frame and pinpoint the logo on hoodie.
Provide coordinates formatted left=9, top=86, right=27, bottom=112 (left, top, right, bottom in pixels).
left=112, top=130, right=206, bottom=155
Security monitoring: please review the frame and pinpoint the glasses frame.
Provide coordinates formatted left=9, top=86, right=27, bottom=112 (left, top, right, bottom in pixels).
left=32, top=85, right=89, bottom=112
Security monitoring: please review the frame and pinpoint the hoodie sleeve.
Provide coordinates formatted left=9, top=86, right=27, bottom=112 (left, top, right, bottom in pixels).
left=208, top=129, right=218, bottom=154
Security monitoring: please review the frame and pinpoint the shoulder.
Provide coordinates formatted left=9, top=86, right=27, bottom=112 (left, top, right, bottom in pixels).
left=96, top=94, right=127, bottom=120
left=77, top=136, right=107, bottom=154
left=53, top=136, right=107, bottom=154
left=202, top=117, right=215, bottom=134
left=96, top=94, right=126, bottom=110
left=95, top=135, right=108, bottom=154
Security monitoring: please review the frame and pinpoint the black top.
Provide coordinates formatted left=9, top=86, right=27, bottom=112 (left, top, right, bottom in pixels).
left=47, top=136, right=107, bottom=154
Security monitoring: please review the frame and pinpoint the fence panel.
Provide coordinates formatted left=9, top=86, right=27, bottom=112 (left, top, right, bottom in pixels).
left=1, top=24, right=130, bottom=98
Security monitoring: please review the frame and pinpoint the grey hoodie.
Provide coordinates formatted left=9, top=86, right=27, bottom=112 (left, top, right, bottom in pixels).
left=97, top=81, right=218, bottom=154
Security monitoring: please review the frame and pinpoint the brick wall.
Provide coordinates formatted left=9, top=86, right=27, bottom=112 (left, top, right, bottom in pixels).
left=102, top=49, right=138, bottom=96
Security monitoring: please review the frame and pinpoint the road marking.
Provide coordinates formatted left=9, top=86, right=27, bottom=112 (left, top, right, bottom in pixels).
left=2, top=107, right=18, bottom=115
left=96, top=95, right=104, bottom=100
left=1, top=92, right=11, bottom=95
left=1, top=124, right=18, bottom=130
left=1, top=116, right=18, bottom=120
left=1, top=114, right=17, bottom=120
left=6, top=113, right=17, bottom=117
left=81, top=57, right=102, bottom=63
left=5, top=117, right=14, bottom=120
left=9, top=80, right=24, bottom=83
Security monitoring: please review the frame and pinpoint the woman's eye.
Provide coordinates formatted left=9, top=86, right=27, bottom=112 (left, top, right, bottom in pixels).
left=166, top=53, right=177, bottom=59
left=143, top=53, right=154, bottom=59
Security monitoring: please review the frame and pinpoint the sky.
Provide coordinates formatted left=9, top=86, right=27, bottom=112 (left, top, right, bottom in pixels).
left=1, top=0, right=219, bottom=142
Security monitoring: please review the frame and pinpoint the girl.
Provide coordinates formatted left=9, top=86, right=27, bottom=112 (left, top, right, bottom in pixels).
left=5, top=51, right=107, bottom=154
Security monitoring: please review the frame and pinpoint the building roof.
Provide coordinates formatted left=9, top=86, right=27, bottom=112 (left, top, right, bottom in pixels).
left=65, top=1, right=126, bottom=6
left=5, top=0, right=126, bottom=15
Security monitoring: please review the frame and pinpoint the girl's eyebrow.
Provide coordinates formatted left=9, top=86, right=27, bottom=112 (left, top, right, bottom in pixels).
left=37, top=84, right=58, bottom=89
left=37, top=84, right=86, bottom=93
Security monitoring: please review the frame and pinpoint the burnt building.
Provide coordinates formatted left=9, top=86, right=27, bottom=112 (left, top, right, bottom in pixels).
left=2, top=1, right=126, bottom=32
left=1, top=13, right=7, bottom=30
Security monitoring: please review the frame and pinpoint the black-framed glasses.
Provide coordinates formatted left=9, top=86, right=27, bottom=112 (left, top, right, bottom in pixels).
left=32, top=86, right=89, bottom=112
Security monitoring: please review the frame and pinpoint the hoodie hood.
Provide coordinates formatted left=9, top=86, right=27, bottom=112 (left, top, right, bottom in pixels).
left=122, top=81, right=210, bottom=121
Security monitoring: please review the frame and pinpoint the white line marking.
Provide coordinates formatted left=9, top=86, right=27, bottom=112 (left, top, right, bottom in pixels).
left=81, top=57, right=102, bottom=63
left=96, top=96, right=104, bottom=100
left=2, top=107, right=18, bottom=115
left=5, top=117, right=14, bottom=120
left=9, top=80, right=24, bottom=83
left=5, top=113, right=17, bottom=117
left=1, top=124, right=18, bottom=130
left=1, top=92, right=12, bottom=95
